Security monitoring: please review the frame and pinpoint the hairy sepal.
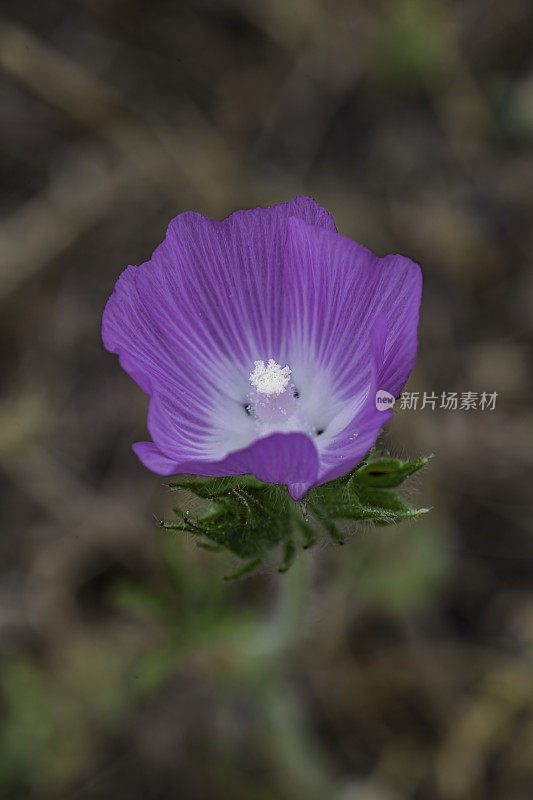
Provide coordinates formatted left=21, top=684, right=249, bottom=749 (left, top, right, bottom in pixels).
left=161, top=456, right=429, bottom=576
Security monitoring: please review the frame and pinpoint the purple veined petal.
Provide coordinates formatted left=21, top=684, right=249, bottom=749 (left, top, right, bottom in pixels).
left=375, top=254, right=422, bottom=397
left=146, top=388, right=257, bottom=463
left=102, top=265, right=175, bottom=397
left=282, top=218, right=420, bottom=494
left=102, top=263, right=244, bottom=409
left=283, top=217, right=421, bottom=402
left=287, top=315, right=393, bottom=499
left=133, top=196, right=337, bottom=394
left=134, top=431, right=319, bottom=487
left=104, top=264, right=261, bottom=464
left=133, top=441, right=181, bottom=474
left=103, top=197, right=335, bottom=398
left=103, top=197, right=338, bottom=471
left=102, top=264, right=223, bottom=414
left=213, top=431, right=319, bottom=484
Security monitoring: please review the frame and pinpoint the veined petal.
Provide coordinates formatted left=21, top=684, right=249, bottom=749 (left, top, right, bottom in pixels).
left=102, top=265, right=178, bottom=397
left=134, top=432, right=319, bottom=486
left=375, top=253, right=422, bottom=397
left=287, top=315, right=392, bottom=498
left=103, top=197, right=336, bottom=470
left=288, top=401, right=392, bottom=499
left=134, top=196, right=336, bottom=392
left=216, top=432, right=319, bottom=484
left=283, top=217, right=421, bottom=401
left=133, top=441, right=182, bottom=474
left=147, top=389, right=256, bottom=463
left=283, top=219, right=420, bottom=494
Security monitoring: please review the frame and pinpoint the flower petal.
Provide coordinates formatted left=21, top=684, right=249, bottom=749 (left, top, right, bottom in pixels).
left=132, top=441, right=182, bottom=474
left=104, top=197, right=338, bottom=471
left=133, top=196, right=336, bottom=391
left=375, top=255, right=422, bottom=397
left=102, top=264, right=175, bottom=397
left=282, top=218, right=421, bottom=495
left=283, top=217, right=421, bottom=402
left=103, top=265, right=262, bottom=466
left=134, top=431, right=319, bottom=487
left=216, top=432, right=319, bottom=485
left=146, top=389, right=255, bottom=462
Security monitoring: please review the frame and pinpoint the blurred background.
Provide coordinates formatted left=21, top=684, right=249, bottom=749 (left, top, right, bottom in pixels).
left=1, top=1, right=532, bottom=798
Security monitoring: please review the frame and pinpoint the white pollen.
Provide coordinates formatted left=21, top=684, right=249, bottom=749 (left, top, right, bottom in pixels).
left=249, top=359, right=291, bottom=396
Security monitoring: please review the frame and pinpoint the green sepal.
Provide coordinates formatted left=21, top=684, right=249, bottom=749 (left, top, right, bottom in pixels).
left=168, top=474, right=263, bottom=499
left=348, top=456, right=429, bottom=489
left=161, top=455, right=430, bottom=576
left=353, top=487, right=429, bottom=525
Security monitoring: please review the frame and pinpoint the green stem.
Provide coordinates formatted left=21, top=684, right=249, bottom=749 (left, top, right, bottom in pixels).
left=271, top=549, right=313, bottom=655
left=252, top=550, right=340, bottom=798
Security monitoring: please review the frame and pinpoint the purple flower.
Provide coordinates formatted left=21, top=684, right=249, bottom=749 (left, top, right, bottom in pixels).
left=102, top=197, right=421, bottom=500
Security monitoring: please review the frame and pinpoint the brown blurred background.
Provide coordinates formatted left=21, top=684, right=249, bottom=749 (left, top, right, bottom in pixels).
left=1, top=1, right=532, bottom=798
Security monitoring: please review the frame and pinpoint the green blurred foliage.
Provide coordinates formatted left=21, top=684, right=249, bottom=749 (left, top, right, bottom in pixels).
left=370, top=0, right=454, bottom=90
left=0, top=503, right=444, bottom=798
left=338, top=518, right=448, bottom=613
left=0, top=643, right=133, bottom=793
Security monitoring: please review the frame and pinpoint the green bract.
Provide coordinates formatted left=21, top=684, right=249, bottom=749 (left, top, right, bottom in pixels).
left=162, top=456, right=430, bottom=579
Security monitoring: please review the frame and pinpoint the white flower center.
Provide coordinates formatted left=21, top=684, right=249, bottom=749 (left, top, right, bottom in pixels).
left=249, top=359, right=291, bottom=396
left=248, top=359, right=295, bottom=425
